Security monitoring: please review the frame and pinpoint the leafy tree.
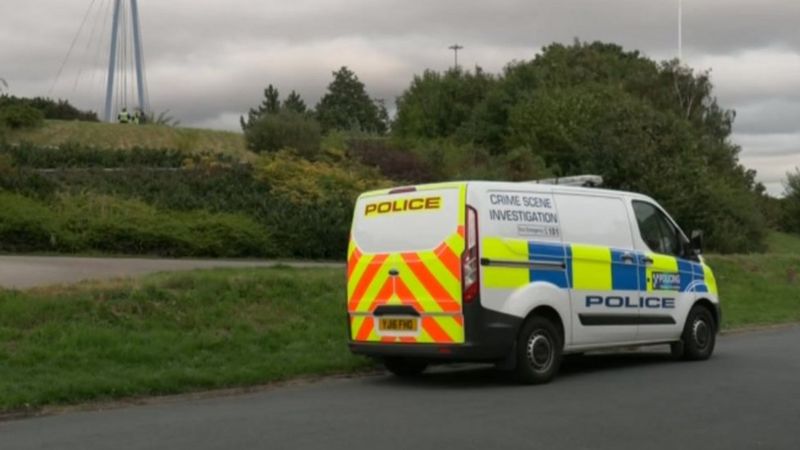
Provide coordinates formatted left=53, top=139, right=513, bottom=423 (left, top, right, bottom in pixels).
left=0, top=104, right=45, bottom=129
left=0, top=95, right=98, bottom=122
left=316, top=67, right=387, bottom=134
left=393, top=67, right=495, bottom=142
left=393, top=40, right=768, bottom=252
left=282, top=90, right=308, bottom=114
left=245, top=111, right=321, bottom=159
left=240, top=84, right=281, bottom=131
left=783, top=168, right=800, bottom=233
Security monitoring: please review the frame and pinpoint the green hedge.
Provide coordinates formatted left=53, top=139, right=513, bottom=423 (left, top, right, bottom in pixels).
left=1, top=142, right=238, bottom=169
left=0, top=193, right=276, bottom=257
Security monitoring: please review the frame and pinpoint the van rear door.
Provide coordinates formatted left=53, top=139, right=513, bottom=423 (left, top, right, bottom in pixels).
left=347, top=183, right=466, bottom=344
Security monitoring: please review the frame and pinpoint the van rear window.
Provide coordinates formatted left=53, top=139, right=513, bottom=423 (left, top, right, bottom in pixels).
left=352, top=188, right=461, bottom=253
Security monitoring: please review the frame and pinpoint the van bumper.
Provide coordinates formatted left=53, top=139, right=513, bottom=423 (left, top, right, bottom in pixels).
left=348, top=306, right=522, bottom=363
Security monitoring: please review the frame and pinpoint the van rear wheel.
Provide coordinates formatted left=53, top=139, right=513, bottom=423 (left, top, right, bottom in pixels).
left=383, top=358, right=428, bottom=377
left=679, top=305, right=716, bottom=361
left=514, top=316, right=562, bottom=384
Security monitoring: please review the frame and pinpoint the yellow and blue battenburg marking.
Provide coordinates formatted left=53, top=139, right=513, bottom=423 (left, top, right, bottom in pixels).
left=484, top=238, right=717, bottom=295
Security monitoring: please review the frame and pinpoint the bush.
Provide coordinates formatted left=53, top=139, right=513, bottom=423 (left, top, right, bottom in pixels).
left=0, top=141, right=236, bottom=169
left=245, top=111, right=321, bottom=159
left=0, top=104, right=45, bottom=129
left=345, top=137, right=434, bottom=183
left=0, top=95, right=98, bottom=122
left=0, top=193, right=276, bottom=257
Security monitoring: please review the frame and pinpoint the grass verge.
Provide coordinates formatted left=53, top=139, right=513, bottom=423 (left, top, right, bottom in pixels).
left=6, top=120, right=249, bottom=157
left=1, top=251, right=798, bottom=413
left=0, top=267, right=369, bottom=412
left=707, top=253, right=800, bottom=329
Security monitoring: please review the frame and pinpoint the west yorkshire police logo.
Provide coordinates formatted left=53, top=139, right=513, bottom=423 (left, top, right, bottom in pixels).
left=652, top=272, right=681, bottom=291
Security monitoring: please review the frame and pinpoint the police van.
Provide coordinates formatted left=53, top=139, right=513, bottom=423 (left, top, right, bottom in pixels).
left=346, top=178, right=720, bottom=383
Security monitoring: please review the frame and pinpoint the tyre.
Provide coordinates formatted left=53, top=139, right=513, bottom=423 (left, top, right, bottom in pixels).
left=679, top=305, right=716, bottom=361
left=383, top=358, right=428, bottom=377
left=514, top=316, right=563, bottom=384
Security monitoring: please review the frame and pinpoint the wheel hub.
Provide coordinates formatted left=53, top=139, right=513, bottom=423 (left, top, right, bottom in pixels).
left=527, top=333, right=553, bottom=371
left=693, top=319, right=710, bottom=349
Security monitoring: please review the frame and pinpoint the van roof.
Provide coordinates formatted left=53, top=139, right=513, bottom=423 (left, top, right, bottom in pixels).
left=359, top=181, right=658, bottom=205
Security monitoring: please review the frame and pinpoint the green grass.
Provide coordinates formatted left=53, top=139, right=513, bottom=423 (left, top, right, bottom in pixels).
left=707, top=253, right=800, bottom=329
left=0, top=267, right=370, bottom=412
left=1, top=252, right=798, bottom=413
left=765, top=231, right=800, bottom=255
left=6, top=120, right=250, bottom=159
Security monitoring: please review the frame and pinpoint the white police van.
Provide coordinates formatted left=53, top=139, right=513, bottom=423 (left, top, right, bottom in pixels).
left=346, top=177, right=719, bottom=383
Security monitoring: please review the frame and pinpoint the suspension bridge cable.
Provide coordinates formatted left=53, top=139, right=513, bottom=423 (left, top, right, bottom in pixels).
left=72, top=0, right=107, bottom=92
left=90, top=0, right=113, bottom=109
left=48, top=0, right=98, bottom=97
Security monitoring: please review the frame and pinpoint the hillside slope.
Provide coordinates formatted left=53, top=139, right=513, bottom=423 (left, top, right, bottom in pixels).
left=6, top=120, right=248, bottom=157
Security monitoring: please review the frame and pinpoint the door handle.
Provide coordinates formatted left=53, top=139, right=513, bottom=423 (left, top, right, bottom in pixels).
left=620, top=253, right=635, bottom=264
left=642, top=256, right=654, bottom=265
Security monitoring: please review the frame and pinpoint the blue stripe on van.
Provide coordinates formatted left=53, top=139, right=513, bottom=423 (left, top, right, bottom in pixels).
left=611, top=249, right=639, bottom=291
left=677, top=259, right=695, bottom=292
left=528, top=241, right=570, bottom=289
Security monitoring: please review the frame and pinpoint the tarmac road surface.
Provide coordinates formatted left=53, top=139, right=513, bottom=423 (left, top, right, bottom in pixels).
left=2, top=326, right=799, bottom=450
left=0, top=255, right=341, bottom=289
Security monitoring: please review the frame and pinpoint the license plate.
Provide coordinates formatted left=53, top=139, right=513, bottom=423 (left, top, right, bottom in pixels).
left=379, top=317, right=418, bottom=332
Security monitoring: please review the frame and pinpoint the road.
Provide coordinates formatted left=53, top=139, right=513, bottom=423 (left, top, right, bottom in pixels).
left=2, top=326, right=798, bottom=450
left=0, top=256, right=341, bottom=289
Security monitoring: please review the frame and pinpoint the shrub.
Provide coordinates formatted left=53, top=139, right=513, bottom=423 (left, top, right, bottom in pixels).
left=0, top=193, right=276, bottom=257
left=245, top=111, right=321, bottom=159
left=0, top=104, right=45, bottom=129
left=345, top=137, right=434, bottom=183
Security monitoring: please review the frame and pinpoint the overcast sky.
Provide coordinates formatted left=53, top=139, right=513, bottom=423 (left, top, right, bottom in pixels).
left=2, top=0, right=798, bottom=195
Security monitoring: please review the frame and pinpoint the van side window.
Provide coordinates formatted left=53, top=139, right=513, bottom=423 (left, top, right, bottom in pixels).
left=632, top=201, right=681, bottom=257
left=554, top=194, right=634, bottom=249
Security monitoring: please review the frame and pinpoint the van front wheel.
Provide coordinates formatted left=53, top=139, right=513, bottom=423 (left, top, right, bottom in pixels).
left=383, top=358, right=428, bottom=377
left=679, top=305, right=716, bottom=361
left=514, top=316, right=562, bottom=384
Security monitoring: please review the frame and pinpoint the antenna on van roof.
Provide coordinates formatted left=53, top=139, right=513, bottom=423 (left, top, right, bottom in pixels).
left=528, top=175, right=604, bottom=187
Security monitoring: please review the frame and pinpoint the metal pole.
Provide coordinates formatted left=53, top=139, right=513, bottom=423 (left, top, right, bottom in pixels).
left=130, top=0, right=147, bottom=113
left=678, top=0, right=683, bottom=60
left=104, top=0, right=123, bottom=122
left=449, top=44, right=463, bottom=70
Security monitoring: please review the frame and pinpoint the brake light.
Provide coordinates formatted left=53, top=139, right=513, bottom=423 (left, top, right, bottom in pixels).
left=462, top=205, right=479, bottom=303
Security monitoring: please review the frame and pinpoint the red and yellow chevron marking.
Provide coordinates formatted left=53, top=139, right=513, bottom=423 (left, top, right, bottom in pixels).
left=347, top=185, right=466, bottom=344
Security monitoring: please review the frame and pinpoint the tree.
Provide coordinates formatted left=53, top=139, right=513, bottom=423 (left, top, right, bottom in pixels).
left=244, top=111, right=321, bottom=159
left=282, top=90, right=307, bottom=114
left=315, top=67, right=387, bottom=134
left=783, top=168, right=800, bottom=233
left=241, top=84, right=281, bottom=131
left=393, top=40, right=769, bottom=252
left=393, top=67, right=495, bottom=141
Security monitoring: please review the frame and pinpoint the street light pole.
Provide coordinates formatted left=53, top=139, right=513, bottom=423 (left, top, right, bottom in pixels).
left=678, top=0, right=683, bottom=60
left=448, top=44, right=463, bottom=69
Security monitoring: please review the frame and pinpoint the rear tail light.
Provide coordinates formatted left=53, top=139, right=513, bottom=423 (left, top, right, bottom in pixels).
left=462, top=205, right=479, bottom=303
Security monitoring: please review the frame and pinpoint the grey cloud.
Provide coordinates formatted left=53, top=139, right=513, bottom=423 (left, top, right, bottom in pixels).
left=2, top=0, right=799, bottom=194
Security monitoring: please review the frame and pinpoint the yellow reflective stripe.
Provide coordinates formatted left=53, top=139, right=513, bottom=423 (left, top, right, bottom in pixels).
left=445, top=232, right=465, bottom=254
left=353, top=256, right=392, bottom=313
left=419, top=251, right=460, bottom=300
left=347, top=238, right=356, bottom=261
left=350, top=316, right=364, bottom=340
left=703, top=264, right=718, bottom=295
left=482, top=237, right=529, bottom=288
left=394, top=257, right=444, bottom=313
left=417, top=327, right=434, bottom=343
left=435, top=316, right=464, bottom=343
left=571, top=244, right=612, bottom=290
left=646, top=253, right=679, bottom=291
left=347, top=252, right=372, bottom=299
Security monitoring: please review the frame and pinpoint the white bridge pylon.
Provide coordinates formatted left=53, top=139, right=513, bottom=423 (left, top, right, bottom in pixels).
left=104, top=0, right=148, bottom=122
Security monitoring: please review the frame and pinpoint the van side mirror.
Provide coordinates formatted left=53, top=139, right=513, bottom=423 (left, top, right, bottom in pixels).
left=690, top=230, right=704, bottom=254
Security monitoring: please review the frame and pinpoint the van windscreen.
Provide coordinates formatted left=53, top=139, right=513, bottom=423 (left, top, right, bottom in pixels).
left=352, top=187, right=461, bottom=253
